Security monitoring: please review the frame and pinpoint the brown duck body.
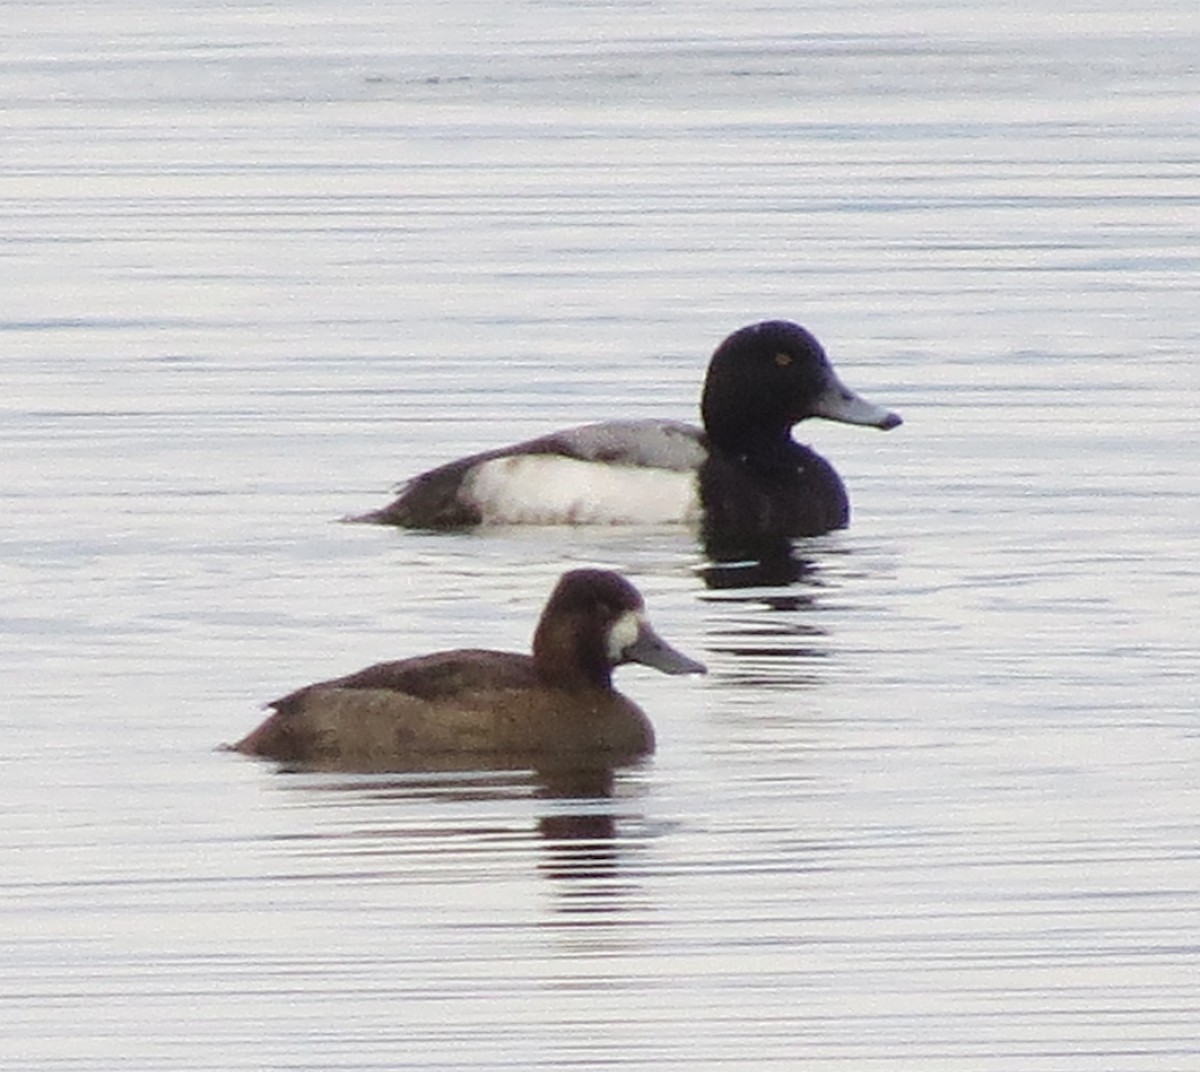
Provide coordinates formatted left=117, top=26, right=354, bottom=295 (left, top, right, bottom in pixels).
left=234, top=650, right=655, bottom=764
left=231, top=570, right=704, bottom=769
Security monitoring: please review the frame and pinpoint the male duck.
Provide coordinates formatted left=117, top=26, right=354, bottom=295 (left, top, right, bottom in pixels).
left=354, top=321, right=901, bottom=544
left=231, top=569, right=705, bottom=768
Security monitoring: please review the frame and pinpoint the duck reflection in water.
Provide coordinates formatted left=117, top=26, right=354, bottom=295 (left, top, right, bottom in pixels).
left=261, top=760, right=655, bottom=920
left=700, top=539, right=860, bottom=689
left=533, top=763, right=644, bottom=910
left=699, top=533, right=823, bottom=590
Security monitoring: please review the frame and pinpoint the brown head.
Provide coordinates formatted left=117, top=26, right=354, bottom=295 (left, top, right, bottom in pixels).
left=531, top=569, right=706, bottom=690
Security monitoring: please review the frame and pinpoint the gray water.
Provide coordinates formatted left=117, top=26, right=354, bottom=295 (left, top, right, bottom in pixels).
left=3, top=1, right=1198, bottom=1069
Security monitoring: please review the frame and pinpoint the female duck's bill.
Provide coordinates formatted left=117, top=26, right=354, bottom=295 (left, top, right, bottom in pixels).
left=229, top=569, right=705, bottom=770
left=352, top=320, right=901, bottom=540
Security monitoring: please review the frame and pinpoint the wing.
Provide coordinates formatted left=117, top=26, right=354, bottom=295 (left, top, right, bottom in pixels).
left=269, top=650, right=536, bottom=714
left=352, top=420, right=706, bottom=527
left=530, top=420, right=706, bottom=471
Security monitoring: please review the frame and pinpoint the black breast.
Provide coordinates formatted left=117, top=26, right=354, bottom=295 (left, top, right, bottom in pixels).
left=698, top=442, right=849, bottom=555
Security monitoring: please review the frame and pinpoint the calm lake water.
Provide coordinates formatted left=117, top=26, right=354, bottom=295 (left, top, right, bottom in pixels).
left=3, top=1, right=1197, bottom=1068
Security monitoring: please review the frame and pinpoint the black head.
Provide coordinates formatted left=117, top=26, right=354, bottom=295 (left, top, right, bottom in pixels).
left=700, top=320, right=901, bottom=453
left=533, top=569, right=706, bottom=689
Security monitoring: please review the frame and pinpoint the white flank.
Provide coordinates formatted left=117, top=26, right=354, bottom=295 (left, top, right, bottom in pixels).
left=606, top=610, right=643, bottom=663
left=464, top=455, right=700, bottom=526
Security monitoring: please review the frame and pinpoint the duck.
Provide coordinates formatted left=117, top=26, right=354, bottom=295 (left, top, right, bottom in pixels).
left=230, top=569, right=706, bottom=768
left=352, top=320, right=901, bottom=546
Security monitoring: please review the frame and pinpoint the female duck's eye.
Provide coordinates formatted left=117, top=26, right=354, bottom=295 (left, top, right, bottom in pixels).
left=774, top=352, right=792, bottom=367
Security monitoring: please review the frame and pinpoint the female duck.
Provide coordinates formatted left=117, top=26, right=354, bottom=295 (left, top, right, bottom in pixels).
left=354, top=320, right=901, bottom=542
left=231, top=569, right=705, bottom=767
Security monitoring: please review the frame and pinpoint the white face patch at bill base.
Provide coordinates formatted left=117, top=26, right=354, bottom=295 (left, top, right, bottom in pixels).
left=464, top=455, right=701, bottom=526
left=605, top=610, right=644, bottom=665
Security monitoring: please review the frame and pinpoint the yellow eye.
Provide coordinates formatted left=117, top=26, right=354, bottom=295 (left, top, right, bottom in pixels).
left=774, top=352, right=792, bottom=367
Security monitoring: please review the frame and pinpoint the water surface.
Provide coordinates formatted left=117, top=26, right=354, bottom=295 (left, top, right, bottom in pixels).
left=3, top=1, right=1198, bottom=1069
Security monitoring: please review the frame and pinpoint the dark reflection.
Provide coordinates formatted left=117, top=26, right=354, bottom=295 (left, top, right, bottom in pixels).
left=533, top=765, right=629, bottom=911
left=262, top=754, right=647, bottom=920
left=699, top=533, right=821, bottom=590
left=700, top=542, right=846, bottom=687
